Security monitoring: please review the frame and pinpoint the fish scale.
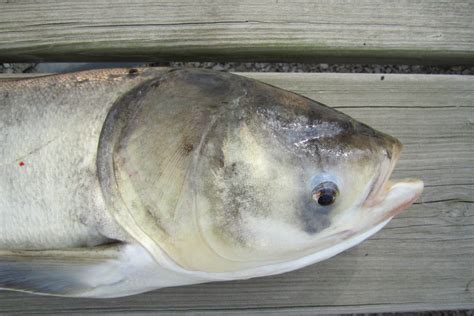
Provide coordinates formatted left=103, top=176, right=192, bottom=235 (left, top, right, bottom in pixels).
left=0, top=68, right=160, bottom=249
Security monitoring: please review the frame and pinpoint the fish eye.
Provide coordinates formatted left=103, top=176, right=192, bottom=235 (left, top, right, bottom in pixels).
left=312, top=182, right=339, bottom=206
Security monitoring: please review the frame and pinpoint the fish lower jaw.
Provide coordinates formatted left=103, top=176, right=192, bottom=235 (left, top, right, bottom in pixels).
left=365, top=178, right=424, bottom=220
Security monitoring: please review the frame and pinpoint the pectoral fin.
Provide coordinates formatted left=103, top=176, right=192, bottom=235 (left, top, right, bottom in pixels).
left=0, top=243, right=127, bottom=297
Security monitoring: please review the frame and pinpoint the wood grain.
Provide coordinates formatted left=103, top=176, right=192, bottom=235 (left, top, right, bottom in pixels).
left=0, top=0, right=473, bottom=63
left=0, top=72, right=473, bottom=314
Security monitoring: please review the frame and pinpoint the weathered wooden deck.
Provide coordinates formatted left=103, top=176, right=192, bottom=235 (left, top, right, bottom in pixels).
left=0, top=0, right=473, bottom=64
left=0, top=72, right=472, bottom=314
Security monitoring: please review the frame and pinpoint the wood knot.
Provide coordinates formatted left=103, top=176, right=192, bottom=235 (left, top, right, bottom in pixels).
left=183, top=143, right=194, bottom=154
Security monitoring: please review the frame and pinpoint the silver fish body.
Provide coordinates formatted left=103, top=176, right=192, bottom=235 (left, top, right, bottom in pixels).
left=0, top=68, right=423, bottom=297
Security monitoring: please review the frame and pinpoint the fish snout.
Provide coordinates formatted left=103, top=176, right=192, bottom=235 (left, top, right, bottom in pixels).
left=363, top=136, right=402, bottom=208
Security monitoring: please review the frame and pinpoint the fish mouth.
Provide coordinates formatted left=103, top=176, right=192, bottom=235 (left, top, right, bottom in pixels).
left=363, top=141, right=423, bottom=218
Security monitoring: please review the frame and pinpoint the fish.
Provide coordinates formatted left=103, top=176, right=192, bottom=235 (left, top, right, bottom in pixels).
left=0, top=68, right=423, bottom=298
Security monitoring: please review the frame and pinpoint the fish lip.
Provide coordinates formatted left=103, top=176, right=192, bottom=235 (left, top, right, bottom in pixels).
left=382, top=179, right=424, bottom=218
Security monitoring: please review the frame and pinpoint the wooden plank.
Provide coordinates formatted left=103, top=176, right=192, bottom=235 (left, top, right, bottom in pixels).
left=0, top=72, right=473, bottom=314
left=0, top=0, right=473, bottom=64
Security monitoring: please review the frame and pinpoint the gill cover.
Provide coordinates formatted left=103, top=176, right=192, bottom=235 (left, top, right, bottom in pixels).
left=98, top=69, right=252, bottom=272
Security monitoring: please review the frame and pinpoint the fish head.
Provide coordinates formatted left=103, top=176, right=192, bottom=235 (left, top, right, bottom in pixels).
left=186, top=78, right=424, bottom=275
left=102, top=69, right=423, bottom=279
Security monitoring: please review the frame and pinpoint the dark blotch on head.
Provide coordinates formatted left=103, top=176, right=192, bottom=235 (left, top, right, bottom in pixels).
left=128, top=68, right=139, bottom=76
left=229, top=162, right=237, bottom=174
left=301, top=199, right=332, bottom=234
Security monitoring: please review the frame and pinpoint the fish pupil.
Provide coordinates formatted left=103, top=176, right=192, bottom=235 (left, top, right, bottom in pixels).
left=318, top=191, right=335, bottom=206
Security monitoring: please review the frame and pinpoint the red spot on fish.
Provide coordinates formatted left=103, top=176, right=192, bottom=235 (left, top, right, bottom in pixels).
left=19, top=161, right=25, bottom=167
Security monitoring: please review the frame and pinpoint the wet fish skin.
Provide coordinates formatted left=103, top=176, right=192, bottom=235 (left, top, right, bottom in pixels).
left=0, top=68, right=423, bottom=297
left=0, top=68, right=164, bottom=250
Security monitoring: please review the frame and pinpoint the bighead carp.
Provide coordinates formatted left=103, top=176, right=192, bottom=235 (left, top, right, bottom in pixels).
left=0, top=68, right=423, bottom=298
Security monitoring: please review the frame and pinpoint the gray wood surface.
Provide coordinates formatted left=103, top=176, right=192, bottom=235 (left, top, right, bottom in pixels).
left=0, top=72, right=473, bottom=314
left=0, top=0, right=473, bottom=64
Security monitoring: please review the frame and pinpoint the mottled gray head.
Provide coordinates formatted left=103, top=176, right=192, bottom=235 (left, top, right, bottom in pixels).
left=100, top=69, right=423, bottom=276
